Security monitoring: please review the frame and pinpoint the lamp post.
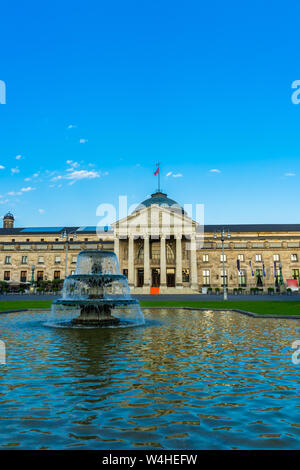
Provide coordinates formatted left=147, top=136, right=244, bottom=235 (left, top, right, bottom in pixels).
left=61, top=230, right=77, bottom=278
left=30, top=264, right=35, bottom=292
left=214, top=228, right=230, bottom=300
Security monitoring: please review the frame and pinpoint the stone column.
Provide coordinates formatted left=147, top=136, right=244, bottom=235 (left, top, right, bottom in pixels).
left=175, top=234, right=183, bottom=288
left=114, top=235, right=119, bottom=262
left=160, top=235, right=166, bottom=286
left=128, top=235, right=134, bottom=287
left=190, top=234, right=198, bottom=290
left=143, top=235, right=150, bottom=287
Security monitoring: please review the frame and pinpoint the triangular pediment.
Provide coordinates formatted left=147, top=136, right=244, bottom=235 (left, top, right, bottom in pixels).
left=112, top=204, right=199, bottom=238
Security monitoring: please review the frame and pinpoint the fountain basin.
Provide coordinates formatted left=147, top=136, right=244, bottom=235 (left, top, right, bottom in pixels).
left=52, top=250, right=144, bottom=327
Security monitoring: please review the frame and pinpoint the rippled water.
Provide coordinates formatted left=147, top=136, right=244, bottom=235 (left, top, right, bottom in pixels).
left=0, top=307, right=300, bottom=450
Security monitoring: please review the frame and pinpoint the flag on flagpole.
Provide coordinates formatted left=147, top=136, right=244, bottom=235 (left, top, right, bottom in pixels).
left=237, top=259, right=241, bottom=274
left=274, top=261, right=277, bottom=278
left=154, top=167, right=159, bottom=176
left=262, top=262, right=266, bottom=277
left=279, top=263, right=284, bottom=285
left=249, top=260, right=254, bottom=276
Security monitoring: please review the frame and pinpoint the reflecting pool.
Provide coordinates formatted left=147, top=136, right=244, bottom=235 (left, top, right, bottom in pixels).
left=0, top=308, right=300, bottom=449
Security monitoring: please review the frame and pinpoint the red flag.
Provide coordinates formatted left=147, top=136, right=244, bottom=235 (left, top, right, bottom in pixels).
left=154, top=167, right=159, bottom=176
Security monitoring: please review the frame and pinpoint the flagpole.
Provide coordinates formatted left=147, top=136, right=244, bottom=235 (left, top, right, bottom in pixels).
left=157, top=162, right=161, bottom=191
left=158, top=167, right=160, bottom=192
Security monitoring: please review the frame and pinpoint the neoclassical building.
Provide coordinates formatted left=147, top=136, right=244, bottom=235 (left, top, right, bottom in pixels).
left=1, top=190, right=300, bottom=293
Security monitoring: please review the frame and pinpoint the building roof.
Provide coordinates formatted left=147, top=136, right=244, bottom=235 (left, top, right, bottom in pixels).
left=134, top=191, right=185, bottom=214
left=0, top=226, right=113, bottom=236
left=204, top=224, right=300, bottom=233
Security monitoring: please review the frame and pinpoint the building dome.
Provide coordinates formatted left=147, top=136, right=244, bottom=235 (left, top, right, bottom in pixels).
left=134, top=191, right=184, bottom=214
left=3, top=211, right=15, bottom=229
left=4, top=211, right=14, bottom=220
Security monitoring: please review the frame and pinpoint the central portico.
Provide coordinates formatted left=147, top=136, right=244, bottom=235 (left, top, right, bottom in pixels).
left=112, top=191, right=199, bottom=293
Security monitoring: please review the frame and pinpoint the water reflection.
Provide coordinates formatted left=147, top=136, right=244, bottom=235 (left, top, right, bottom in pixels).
left=0, top=308, right=300, bottom=449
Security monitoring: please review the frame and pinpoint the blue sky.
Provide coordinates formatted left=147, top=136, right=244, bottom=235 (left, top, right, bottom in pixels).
left=1, top=0, right=300, bottom=227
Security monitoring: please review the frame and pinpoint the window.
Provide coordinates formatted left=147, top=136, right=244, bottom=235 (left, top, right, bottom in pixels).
left=21, top=256, right=28, bottom=264
left=202, top=254, right=209, bottom=262
left=220, top=269, right=228, bottom=286
left=237, top=254, right=244, bottom=261
left=220, top=254, right=227, bottom=262
left=5, top=256, right=11, bottom=264
left=292, top=269, right=299, bottom=280
left=37, top=271, right=44, bottom=281
left=182, top=269, right=190, bottom=283
left=20, top=271, right=27, bottom=282
left=256, top=269, right=263, bottom=287
left=203, top=270, right=210, bottom=286
left=273, top=254, right=280, bottom=262
left=41, top=238, right=44, bottom=242
left=255, top=254, right=262, bottom=262
left=238, top=270, right=246, bottom=287
left=26, top=238, right=30, bottom=242
left=55, top=256, right=61, bottom=264
left=12, top=239, right=15, bottom=242
left=123, top=269, right=128, bottom=278
left=291, top=254, right=298, bottom=262
left=4, top=271, right=10, bottom=281
left=54, top=271, right=60, bottom=279
left=38, top=256, right=44, bottom=264
left=85, top=238, right=88, bottom=242
left=72, top=256, right=77, bottom=264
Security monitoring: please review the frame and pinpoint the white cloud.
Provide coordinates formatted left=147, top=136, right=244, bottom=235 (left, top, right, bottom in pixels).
left=67, top=124, right=77, bottom=129
left=0, top=165, right=5, bottom=170
left=209, top=169, right=221, bottom=173
left=51, top=175, right=63, bottom=182
left=65, top=170, right=100, bottom=184
left=11, top=167, right=20, bottom=174
left=8, top=191, right=22, bottom=196
left=16, top=154, right=22, bottom=160
left=66, top=160, right=80, bottom=168
left=38, top=208, right=45, bottom=214
left=79, top=138, right=88, bottom=144
left=284, top=172, right=296, bottom=177
left=166, top=171, right=183, bottom=178
left=24, top=177, right=31, bottom=181
left=21, top=186, right=35, bottom=192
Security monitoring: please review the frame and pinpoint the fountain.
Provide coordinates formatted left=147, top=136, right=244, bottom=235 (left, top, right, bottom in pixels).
left=52, top=250, right=144, bottom=327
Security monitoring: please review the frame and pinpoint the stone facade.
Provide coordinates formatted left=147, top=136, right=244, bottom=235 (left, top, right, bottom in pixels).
left=1, top=196, right=300, bottom=293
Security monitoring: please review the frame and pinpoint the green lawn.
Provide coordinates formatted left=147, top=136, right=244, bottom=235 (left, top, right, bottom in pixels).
left=140, top=300, right=300, bottom=316
left=0, top=299, right=300, bottom=316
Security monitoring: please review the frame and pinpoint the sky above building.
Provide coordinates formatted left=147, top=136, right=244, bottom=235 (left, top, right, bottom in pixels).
left=0, top=0, right=300, bottom=228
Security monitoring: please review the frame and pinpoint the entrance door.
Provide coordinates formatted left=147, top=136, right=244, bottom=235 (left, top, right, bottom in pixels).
left=137, top=269, right=144, bottom=287
left=152, top=269, right=160, bottom=287
left=167, top=268, right=175, bottom=287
